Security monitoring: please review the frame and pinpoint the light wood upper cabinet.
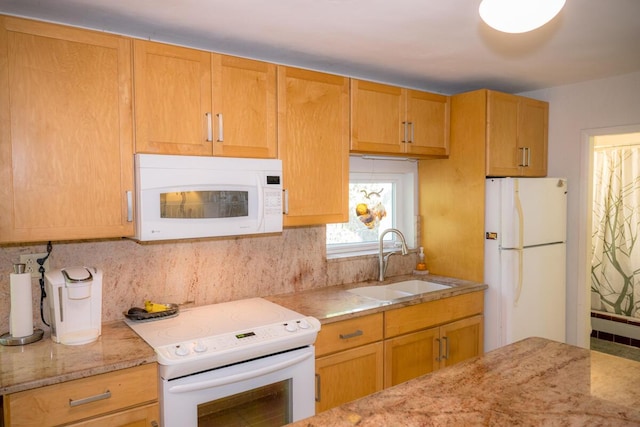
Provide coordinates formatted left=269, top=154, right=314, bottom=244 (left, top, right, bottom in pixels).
left=0, top=16, right=134, bottom=243
left=406, top=89, right=450, bottom=156
left=486, top=90, right=548, bottom=177
left=134, top=40, right=277, bottom=158
left=277, top=66, right=349, bottom=226
left=211, top=54, right=277, bottom=158
left=351, top=79, right=450, bottom=158
left=418, top=89, right=548, bottom=283
left=134, top=40, right=213, bottom=155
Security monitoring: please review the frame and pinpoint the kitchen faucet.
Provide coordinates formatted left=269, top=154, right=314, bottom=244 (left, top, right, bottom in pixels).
left=378, top=228, right=409, bottom=281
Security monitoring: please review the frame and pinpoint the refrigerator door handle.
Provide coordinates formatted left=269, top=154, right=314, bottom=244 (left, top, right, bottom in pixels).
left=514, top=180, right=524, bottom=305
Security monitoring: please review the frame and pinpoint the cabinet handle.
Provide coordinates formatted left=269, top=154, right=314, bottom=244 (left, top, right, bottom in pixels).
left=282, top=189, right=289, bottom=215
left=339, top=329, right=363, bottom=340
left=408, top=122, right=414, bottom=143
left=126, top=191, right=133, bottom=222
left=205, top=112, right=213, bottom=142
left=69, top=389, right=111, bottom=407
left=216, top=113, right=224, bottom=142
left=315, top=373, right=321, bottom=402
left=436, top=338, right=442, bottom=361
left=526, top=147, right=531, bottom=167
left=401, top=121, right=408, bottom=143
left=442, top=336, right=449, bottom=360
left=519, top=147, right=526, bottom=167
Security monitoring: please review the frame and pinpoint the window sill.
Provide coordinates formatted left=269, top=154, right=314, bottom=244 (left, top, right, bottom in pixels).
left=326, top=249, right=379, bottom=262
left=326, top=247, right=417, bottom=262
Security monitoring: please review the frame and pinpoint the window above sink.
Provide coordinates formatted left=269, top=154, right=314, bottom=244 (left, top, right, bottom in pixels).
left=326, top=156, right=418, bottom=258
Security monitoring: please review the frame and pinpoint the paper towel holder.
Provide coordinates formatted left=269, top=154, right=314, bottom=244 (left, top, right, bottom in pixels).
left=0, top=263, right=44, bottom=346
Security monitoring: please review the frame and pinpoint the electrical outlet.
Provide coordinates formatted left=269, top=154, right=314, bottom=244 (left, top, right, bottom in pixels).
left=19, top=253, right=50, bottom=278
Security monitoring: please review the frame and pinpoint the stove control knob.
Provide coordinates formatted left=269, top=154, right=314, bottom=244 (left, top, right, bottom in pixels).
left=298, top=319, right=311, bottom=329
left=285, top=322, right=297, bottom=332
left=175, top=345, right=190, bottom=357
left=194, top=340, right=208, bottom=353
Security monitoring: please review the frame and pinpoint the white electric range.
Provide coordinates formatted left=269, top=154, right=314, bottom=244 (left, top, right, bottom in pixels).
left=125, top=297, right=321, bottom=426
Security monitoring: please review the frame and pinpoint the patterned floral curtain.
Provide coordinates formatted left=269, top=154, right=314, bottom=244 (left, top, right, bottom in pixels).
left=591, top=145, right=640, bottom=318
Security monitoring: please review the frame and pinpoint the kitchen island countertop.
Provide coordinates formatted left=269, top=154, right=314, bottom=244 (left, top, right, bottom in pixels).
left=288, top=337, right=640, bottom=426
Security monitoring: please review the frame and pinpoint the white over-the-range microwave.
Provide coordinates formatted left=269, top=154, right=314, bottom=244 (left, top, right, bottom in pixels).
left=134, top=154, right=283, bottom=241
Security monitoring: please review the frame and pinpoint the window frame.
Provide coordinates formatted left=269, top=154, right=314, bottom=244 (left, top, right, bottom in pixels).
left=326, top=156, right=418, bottom=258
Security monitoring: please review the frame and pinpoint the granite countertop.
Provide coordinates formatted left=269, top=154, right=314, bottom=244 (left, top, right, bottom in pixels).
left=0, top=321, right=156, bottom=395
left=0, top=274, right=482, bottom=396
left=266, top=273, right=487, bottom=324
left=289, top=337, right=640, bottom=426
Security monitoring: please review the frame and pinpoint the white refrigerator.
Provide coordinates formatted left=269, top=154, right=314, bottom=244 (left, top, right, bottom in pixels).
left=484, top=177, right=567, bottom=352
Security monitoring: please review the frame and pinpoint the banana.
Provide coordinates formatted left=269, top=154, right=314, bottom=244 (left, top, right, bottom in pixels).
left=145, top=300, right=169, bottom=313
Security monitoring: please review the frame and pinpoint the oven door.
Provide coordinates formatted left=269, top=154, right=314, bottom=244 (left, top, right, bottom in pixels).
left=161, top=346, right=315, bottom=427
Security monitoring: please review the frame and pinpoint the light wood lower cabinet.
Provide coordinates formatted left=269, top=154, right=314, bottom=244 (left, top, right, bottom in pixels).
left=314, top=313, right=384, bottom=413
left=315, top=342, right=384, bottom=413
left=67, top=403, right=159, bottom=427
left=314, top=292, right=484, bottom=412
left=3, top=364, right=158, bottom=427
left=384, top=315, right=483, bottom=387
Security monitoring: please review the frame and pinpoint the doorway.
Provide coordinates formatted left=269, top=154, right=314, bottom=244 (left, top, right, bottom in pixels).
left=579, top=125, right=640, bottom=356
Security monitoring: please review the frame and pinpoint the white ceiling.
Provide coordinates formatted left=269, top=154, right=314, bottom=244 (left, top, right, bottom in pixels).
left=1, top=0, right=639, bottom=94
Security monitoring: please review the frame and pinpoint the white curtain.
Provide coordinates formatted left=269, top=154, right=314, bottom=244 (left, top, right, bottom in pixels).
left=591, top=145, right=640, bottom=318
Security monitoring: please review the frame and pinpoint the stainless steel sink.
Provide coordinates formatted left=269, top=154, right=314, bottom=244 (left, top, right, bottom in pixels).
left=346, top=280, right=451, bottom=302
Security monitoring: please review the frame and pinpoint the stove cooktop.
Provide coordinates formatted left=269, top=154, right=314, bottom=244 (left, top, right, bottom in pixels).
left=125, top=298, right=321, bottom=380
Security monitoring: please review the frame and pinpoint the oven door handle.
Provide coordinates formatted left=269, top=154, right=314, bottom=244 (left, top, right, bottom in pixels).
left=167, top=351, right=313, bottom=394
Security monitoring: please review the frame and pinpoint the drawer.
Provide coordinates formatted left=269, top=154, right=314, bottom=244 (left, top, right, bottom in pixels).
left=315, top=313, right=383, bottom=357
left=5, top=363, right=158, bottom=427
left=385, top=291, right=484, bottom=338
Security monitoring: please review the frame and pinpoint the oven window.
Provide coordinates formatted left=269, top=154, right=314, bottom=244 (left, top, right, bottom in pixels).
left=160, top=191, right=248, bottom=219
left=197, top=380, right=291, bottom=426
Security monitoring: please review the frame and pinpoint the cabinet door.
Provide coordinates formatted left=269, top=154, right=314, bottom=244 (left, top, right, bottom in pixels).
left=67, top=403, right=159, bottom=427
left=0, top=16, right=134, bottom=243
left=315, top=342, right=383, bottom=413
left=277, top=66, right=349, bottom=226
left=518, top=97, right=548, bottom=177
left=440, top=315, right=484, bottom=368
left=486, top=91, right=520, bottom=176
left=350, top=80, right=405, bottom=154
left=211, top=54, right=277, bottom=158
left=134, top=40, right=213, bottom=155
left=384, top=327, right=440, bottom=388
left=406, top=90, right=450, bottom=157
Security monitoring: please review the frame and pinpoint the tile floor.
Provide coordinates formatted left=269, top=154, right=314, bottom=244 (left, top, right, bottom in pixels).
left=590, top=337, right=640, bottom=362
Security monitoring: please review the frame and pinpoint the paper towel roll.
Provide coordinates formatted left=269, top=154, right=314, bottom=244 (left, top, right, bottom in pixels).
left=10, top=272, right=33, bottom=338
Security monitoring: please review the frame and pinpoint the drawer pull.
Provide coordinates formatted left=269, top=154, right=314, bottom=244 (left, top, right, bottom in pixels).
left=339, top=329, right=363, bottom=340
left=69, top=389, right=111, bottom=407
left=315, top=373, right=321, bottom=402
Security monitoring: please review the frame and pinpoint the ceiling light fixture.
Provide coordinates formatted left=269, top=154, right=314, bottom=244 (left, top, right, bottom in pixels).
left=479, top=0, right=566, bottom=33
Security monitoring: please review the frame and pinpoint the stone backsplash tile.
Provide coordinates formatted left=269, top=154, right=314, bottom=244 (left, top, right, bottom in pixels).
left=0, top=226, right=418, bottom=333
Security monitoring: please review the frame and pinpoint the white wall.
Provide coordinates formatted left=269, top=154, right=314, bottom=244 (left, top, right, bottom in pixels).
left=521, top=71, right=640, bottom=346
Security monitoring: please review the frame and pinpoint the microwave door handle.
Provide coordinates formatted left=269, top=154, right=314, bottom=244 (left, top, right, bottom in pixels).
left=256, top=175, right=265, bottom=229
